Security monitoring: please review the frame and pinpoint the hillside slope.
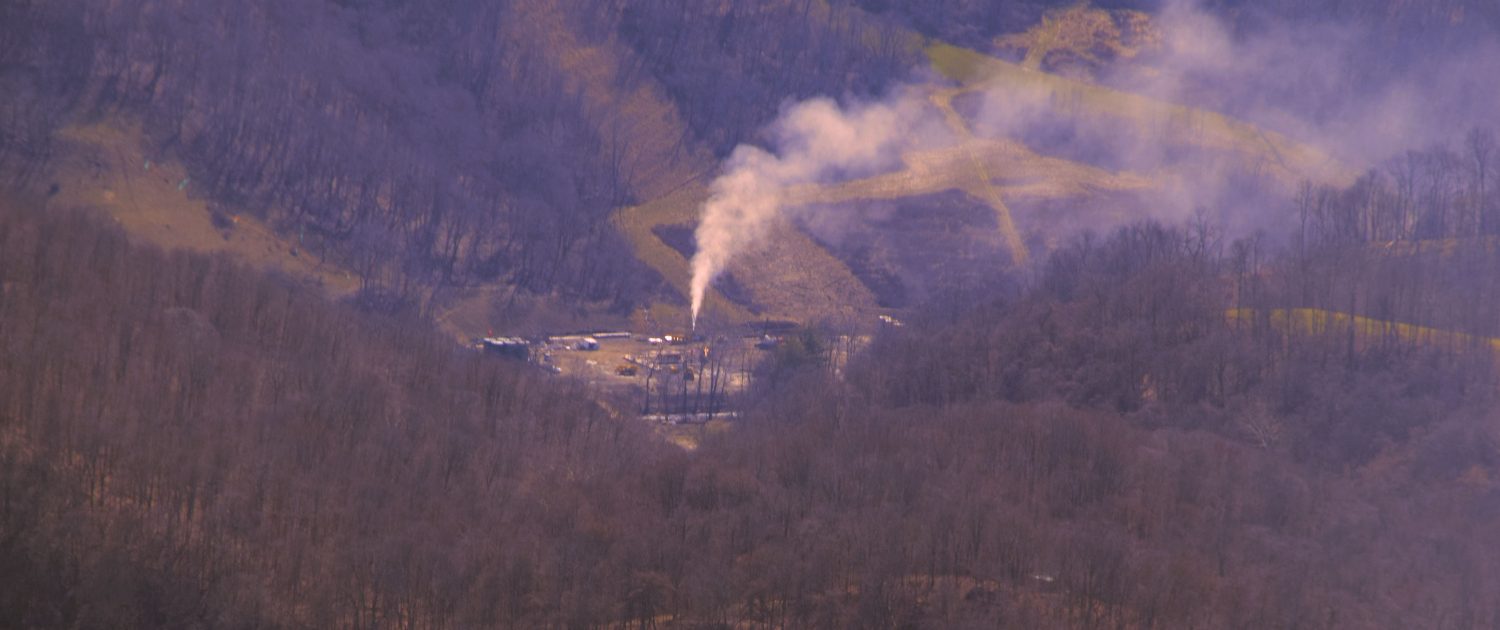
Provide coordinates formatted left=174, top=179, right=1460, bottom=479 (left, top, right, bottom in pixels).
left=45, top=123, right=360, bottom=296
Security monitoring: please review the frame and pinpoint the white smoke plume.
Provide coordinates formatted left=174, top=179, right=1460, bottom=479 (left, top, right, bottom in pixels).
left=689, top=93, right=932, bottom=325
left=687, top=0, right=1500, bottom=325
left=1131, top=0, right=1500, bottom=164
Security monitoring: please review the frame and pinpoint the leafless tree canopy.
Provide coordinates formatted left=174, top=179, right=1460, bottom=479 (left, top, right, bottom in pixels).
left=3, top=1, right=1500, bottom=628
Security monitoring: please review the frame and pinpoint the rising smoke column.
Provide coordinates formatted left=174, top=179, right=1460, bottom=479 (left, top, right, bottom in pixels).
left=686, top=1, right=1500, bottom=328
left=688, top=95, right=922, bottom=325
left=689, top=147, right=785, bottom=327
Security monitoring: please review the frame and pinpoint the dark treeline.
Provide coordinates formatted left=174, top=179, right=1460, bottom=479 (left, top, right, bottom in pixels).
left=606, top=0, right=916, bottom=156
left=1211, top=0, right=1500, bottom=41
left=0, top=2, right=90, bottom=188
left=1297, top=128, right=1500, bottom=245
left=1287, top=127, right=1500, bottom=336
left=5, top=197, right=1499, bottom=627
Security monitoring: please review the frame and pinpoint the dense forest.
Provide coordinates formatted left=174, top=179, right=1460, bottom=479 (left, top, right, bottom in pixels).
left=5, top=0, right=1500, bottom=627
left=4, top=188, right=1498, bottom=626
left=0, top=198, right=667, bottom=627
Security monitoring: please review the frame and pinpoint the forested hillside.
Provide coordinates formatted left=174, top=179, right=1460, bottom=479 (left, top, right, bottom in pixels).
left=0, top=198, right=669, bottom=626
left=0, top=0, right=918, bottom=315
left=4, top=0, right=662, bottom=306
left=4, top=0, right=1500, bottom=627
left=613, top=0, right=914, bottom=156
left=4, top=197, right=1497, bottom=627
left=5, top=0, right=1493, bottom=321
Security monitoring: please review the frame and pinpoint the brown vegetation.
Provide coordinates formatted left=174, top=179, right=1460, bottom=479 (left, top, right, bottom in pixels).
left=4, top=2, right=1500, bottom=628
left=4, top=196, right=1498, bottom=627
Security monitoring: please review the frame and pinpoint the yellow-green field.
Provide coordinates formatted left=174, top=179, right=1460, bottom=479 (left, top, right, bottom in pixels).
left=1227, top=308, right=1500, bottom=356
left=925, top=43, right=1358, bottom=190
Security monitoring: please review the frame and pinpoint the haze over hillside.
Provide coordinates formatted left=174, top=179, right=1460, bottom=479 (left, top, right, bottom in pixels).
left=3, top=0, right=1500, bottom=627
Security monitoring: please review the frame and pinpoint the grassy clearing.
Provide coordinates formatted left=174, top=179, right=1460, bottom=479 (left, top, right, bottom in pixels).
left=926, top=43, right=1358, bottom=190
left=929, top=87, right=1030, bottom=264
left=45, top=121, right=526, bottom=344
left=655, top=418, right=735, bottom=451
left=48, top=122, right=360, bottom=297
left=614, top=173, right=885, bottom=327
left=1227, top=308, right=1500, bottom=355
left=613, top=184, right=751, bottom=325
left=995, top=6, right=1158, bottom=74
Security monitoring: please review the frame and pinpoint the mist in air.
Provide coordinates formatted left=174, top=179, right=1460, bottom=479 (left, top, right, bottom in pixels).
left=688, top=95, right=925, bottom=324
left=687, top=0, right=1500, bottom=322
